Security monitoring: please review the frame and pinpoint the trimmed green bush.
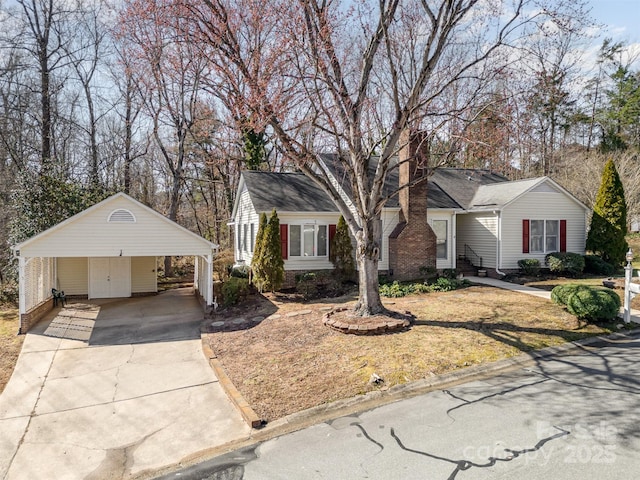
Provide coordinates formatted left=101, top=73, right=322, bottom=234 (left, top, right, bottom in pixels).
left=566, top=288, right=620, bottom=321
left=551, top=284, right=592, bottom=306
left=518, top=258, right=541, bottom=275
left=551, top=283, right=620, bottom=321
left=584, top=255, right=616, bottom=276
left=545, top=252, right=585, bottom=276
left=221, top=277, right=250, bottom=306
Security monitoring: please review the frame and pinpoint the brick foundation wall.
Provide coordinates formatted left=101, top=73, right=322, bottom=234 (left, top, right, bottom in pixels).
left=19, top=298, right=54, bottom=334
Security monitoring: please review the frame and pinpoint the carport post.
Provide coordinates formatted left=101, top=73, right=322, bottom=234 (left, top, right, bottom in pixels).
left=207, top=252, right=214, bottom=306
left=18, top=256, right=26, bottom=317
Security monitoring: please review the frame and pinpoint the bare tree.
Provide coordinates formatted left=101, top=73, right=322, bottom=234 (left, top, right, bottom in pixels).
left=157, top=0, right=589, bottom=315
left=10, top=0, right=81, bottom=173
left=118, top=3, right=211, bottom=275
left=174, top=1, right=583, bottom=312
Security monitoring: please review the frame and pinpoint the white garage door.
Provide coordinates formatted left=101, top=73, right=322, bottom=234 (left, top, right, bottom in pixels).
left=89, top=257, right=131, bottom=299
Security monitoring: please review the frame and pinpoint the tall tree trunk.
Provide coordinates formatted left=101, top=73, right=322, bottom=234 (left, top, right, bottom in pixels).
left=123, top=79, right=133, bottom=194
left=353, top=218, right=384, bottom=316
left=39, top=50, right=51, bottom=172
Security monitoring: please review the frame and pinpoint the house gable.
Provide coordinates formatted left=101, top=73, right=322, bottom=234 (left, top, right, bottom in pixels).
left=15, top=193, right=216, bottom=258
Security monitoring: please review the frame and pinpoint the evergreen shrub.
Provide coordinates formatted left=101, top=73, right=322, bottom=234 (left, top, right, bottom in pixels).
left=584, top=255, right=616, bottom=276
left=551, top=284, right=620, bottom=321
left=222, top=277, right=250, bottom=306
left=545, top=252, right=585, bottom=276
left=518, top=258, right=541, bottom=275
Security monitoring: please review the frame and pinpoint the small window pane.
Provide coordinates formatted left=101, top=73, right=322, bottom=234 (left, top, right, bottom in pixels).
left=546, top=220, right=559, bottom=236
left=317, top=225, right=327, bottom=256
left=303, top=224, right=315, bottom=256
left=531, top=236, right=543, bottom=253
left=530, top=220, right=544, bottom=235
left=290, top=225, right=301, bottom=256
left=250, top=224, right=255, bottom=252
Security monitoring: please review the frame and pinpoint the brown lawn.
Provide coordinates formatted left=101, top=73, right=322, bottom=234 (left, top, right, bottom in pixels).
left=0, top=306, right=23, bottom=395
left=205, top=285, right=614, bottom=422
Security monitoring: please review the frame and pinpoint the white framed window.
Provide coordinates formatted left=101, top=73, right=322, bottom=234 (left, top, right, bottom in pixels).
left=530, top=219, right=559, bottom=253
left=432, top=219, right=448, bottom=259
left=289, top=223, right=328, bottom=257
left=250, top=223, right=255, bottom=252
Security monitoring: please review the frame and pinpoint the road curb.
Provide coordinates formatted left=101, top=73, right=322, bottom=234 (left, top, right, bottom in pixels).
left=201, top=342, right=264, bottom=429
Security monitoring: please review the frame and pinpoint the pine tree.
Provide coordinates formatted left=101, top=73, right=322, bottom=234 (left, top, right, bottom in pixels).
left=586, top=159, right=628, bottom=265
left=329, top=216, right=355, bottom=280
left=251, top=212, right=268, bottom=291
left=253, top=209, right=284, bottom=292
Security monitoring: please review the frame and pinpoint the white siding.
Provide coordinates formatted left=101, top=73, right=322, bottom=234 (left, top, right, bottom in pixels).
left=19, top=195, right=215, bottom=258
left=456, top=213, right=498, bottom=268
left=501, top=191, right=587, bottom=269
left=234, top=185, right=260, bottom=264
left=57, top=257, right=88, bottom=295
left=131, top=256, right=157, bottom=293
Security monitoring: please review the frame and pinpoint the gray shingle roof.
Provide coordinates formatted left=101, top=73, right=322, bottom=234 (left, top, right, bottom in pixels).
left=429, top=169, right=509, bottom=209
left=242, top=171, right=338, bottom=213
left=467, top=177, right=543, bottom=210
left=241, top=163, right=514, bottom=214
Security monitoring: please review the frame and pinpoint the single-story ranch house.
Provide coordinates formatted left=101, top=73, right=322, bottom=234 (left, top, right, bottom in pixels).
left=231, top=143, right=589, bottom=286
left=12, top=193, right=218, bottom=333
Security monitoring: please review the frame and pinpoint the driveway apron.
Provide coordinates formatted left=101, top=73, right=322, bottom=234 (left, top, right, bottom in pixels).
left=0, top=288, right=250, bottom=480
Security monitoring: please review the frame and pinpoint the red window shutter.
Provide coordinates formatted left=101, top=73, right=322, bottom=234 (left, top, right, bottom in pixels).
left=328, top=224, right=337, bottom=255
left=560, top=220, right=567, bottom=252
left=280, top=224, right=288, bottom=260
left=522, top=219, right=530, bottom=254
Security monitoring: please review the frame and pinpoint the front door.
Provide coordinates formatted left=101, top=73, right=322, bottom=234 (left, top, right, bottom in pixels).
left=89, top=257, right=131, bottom=299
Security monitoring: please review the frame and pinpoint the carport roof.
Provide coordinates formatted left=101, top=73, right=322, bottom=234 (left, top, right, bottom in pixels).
left=13, top=192, right=217, bottom=258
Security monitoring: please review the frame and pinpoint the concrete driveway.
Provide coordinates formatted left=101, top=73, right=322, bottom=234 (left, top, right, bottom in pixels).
left=0, top=289, right=251, bottom=480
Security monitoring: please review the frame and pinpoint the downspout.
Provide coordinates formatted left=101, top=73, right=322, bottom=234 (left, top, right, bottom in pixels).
left=495, top=211, right=506, bottom=277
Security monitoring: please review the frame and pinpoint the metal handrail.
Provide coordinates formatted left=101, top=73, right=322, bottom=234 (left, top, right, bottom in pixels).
left=464, top=244, right=483, bottom=268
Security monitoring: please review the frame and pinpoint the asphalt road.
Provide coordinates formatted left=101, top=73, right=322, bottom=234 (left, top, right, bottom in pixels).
left=160, top=333, right=640, bottom=480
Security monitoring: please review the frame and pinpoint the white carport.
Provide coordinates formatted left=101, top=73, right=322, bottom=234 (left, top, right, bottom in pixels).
left=11, top=192, right=218, bottom=333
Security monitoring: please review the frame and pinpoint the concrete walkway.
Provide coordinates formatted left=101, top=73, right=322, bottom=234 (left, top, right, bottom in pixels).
left=467, top=275, right=640, bottom=322
left=0, top=289, right=250, bottom=480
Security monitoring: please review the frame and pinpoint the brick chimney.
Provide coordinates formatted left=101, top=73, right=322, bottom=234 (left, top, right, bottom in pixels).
left=388, top=130, right=437, bottom=281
